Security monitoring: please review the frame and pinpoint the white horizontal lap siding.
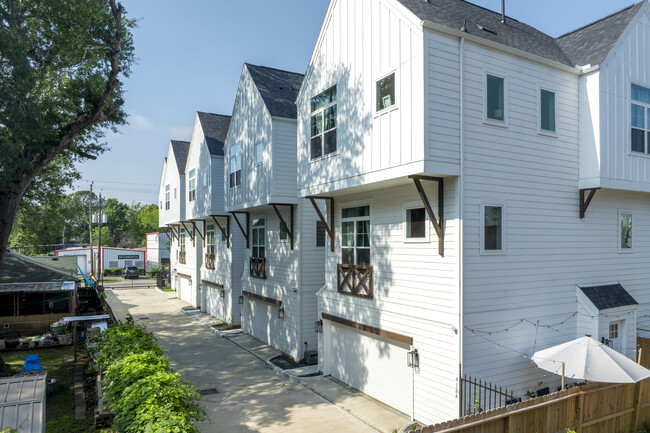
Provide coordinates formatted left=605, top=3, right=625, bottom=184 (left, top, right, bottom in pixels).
left=599, top=11, right=650, bottom=188
left=320, top=181, right=460, bottom=423
left=297, top=0, right=425, bottom=196
left=271, top=119, right=298, bottom=202
left=225, top=68, right=273, bottom=211
left=209, top=155, right=225, bottom=215
left=176, top=224, right=201, bottom=307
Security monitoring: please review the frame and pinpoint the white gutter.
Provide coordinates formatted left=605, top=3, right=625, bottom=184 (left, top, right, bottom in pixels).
left=458, top=36, right=465, bottom=418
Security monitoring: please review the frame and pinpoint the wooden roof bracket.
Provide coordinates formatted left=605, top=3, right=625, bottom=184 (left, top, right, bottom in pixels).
left=409, top=175, right=444, bottom=257
left=190, top=219, right=206, bottom=247
left=209, top=215, right=231, bottom=249
left=180, top=221, right=195, bottom=246
left=230, top=211, right=250, bottom=249
left=271, top=204, right=295, bottom=250
left=580, top=188, right=600, bottom=219
left=166, top=225, right=179, bottom=241
left=306, top=196, right=335, bottom=252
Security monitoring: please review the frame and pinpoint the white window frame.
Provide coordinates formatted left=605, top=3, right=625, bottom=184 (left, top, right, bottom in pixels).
left=340, top=204, right=371, bottom=266
left=180, top=230, right=186, bottom=252
left=309, top=85, right=337, bottom=161
left=256, top=142, right=264, bottom=165
left=403, top=204, right=429, bottom=244
left=483, top=70, right=508, bottom=127
left=618, top=209, right=633, bottom=253
left=188, top=168, right=196, bottom=202
left=229, top=142, right=243, bottom=188
left=251, top=218, right=265, bottom=258
left=538, top=86, right=558, bottom=137
left=206, top=224, right=215, bottom=255
left=375, top=70, right=398, bottom=116
left=480, top=203, right=505, bottom=255
left=631, top=82, right=650, bottom=155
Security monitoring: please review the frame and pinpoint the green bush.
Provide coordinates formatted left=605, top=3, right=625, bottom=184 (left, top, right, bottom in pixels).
left=92, top=318, right=206, bottom=433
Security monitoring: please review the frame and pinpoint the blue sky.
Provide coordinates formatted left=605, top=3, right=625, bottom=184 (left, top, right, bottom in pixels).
left=73, top=0, right=641, bottom=204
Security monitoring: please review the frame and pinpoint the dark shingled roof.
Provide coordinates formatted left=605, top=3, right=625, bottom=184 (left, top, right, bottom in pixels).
left=0, top=252, right=78, bottom=283
left=397, top=0, right=574, bottom=66
left=580, top=283, right=638, bottom=311
left=170, top=140, right=190, bottom=175
left=245, top=64, right=304, bottom=119
left=557, top=2, right=644, bottom=67
left=197, top=112, right=231, bottom=157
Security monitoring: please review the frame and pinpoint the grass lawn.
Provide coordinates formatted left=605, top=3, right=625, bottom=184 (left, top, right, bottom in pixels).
left=161, top=285, right=174, bottom=292
left=99, top=278, right=121, bottom=283
left=1, top=347, right=110, bottom=433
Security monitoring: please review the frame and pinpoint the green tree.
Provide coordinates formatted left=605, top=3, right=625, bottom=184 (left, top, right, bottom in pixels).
left=104, top=197, right=129, bottom=246
left=0, top=0, right=134, bottom=271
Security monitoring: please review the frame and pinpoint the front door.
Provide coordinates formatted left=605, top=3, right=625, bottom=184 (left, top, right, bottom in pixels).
left=608, top=320, right=624, bottom=353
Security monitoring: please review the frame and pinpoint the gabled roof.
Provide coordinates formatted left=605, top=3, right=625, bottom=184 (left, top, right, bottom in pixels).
left=245, top=63, right=304, bottom=119
left=0, top=252, right=79, bottom=283
left=197, top=112, right=231, bottom=157
left=397, top=0, right=573, bottom=66
left=579, top=283, right=638, bottom=311
left=556, top=2, right=645, bottom=67
left=170, top=140, right=190, bottom=175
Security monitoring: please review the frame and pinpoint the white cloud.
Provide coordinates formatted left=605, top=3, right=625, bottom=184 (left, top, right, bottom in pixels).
left=131, top=114, right=154, bottom=131
left=170, top=125, right=193, bottom=139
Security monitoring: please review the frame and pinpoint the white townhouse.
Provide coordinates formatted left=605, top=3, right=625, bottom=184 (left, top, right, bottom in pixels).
left=159, top=140, right=190, bottom=299
left=224, top=63, right=325, bottom=361
left=182, top=112, right=246, bottom=325
left=297, top=0, right=650, bottom=425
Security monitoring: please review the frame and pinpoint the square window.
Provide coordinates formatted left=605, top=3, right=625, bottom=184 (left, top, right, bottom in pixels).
left=406, top=208, right=426, bottom=239
left=609, top=323, right=619, bottom=339
left=540, top=89, right=555, bottom=132
left=486, top=75, right=505, bottom=121
left=484, top=205, right=503, bottom=251
left=376, top=73, right=396, bottom=111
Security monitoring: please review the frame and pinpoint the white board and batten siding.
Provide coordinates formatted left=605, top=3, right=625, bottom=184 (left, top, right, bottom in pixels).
left=581, top=6, right=650, bottom=192
left=297, top=0, right=451, bottom=199
left=318, top=182, right=460, bottom=424
left=159, top=142, right=186, bottom=227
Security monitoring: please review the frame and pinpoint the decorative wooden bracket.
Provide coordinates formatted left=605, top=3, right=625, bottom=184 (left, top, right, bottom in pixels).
left=306, top=196, right=335, bottom=252
left=230, top=211, right=250, bottom=249
left=580, top=188, right=600, bottom=219
left=271, top=204, right=295, bottom=250
left=190, top=219, right=206, bottom=247
left=166, top=225, right=179, bottom=241
left=409, top=175, right=444, bottom=257
left=210, top=215, right=231, bottom=249
left=180, top=221, right=195, bottom=246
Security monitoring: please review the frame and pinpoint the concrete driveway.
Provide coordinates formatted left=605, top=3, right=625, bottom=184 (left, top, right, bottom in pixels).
left=104, top=286, right=409, bottom=433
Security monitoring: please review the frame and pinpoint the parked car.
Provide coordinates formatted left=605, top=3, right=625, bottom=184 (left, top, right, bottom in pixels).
left=121, top=266, right=139, bottom=279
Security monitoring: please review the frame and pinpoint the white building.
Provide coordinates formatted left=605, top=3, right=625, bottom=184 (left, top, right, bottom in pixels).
left=56, top=246, right=145, bottom=274
left=224, top=63, right=325, bottom=360
left=297, top=0, right=650, bottom=425
left=145, top=231, right=171, bottom=272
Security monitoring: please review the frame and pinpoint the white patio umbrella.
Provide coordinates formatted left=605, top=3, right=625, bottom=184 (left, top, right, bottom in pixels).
left=532, top=336, right=650, bottom=385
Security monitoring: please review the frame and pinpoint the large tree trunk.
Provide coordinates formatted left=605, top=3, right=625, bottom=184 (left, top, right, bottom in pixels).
left=0, top=192, right=24, bottom=271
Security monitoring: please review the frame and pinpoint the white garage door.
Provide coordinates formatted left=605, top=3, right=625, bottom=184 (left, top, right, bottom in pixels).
left=329, top=323, right=412, bottom=415
left=247, top=299, right=278, bottom=348
left=179, top=276, right=192, bottom=305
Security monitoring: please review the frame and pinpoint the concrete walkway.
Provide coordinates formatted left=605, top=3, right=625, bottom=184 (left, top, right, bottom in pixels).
left=105, top=286, right=410, bottom=433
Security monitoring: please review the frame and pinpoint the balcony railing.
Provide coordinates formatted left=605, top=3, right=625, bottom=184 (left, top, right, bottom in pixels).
left=205, top=253, right=215, bottom=270
left=178, top=251, right=186, bottom=264
left=337, top=264, right=373, bottom=299
left=250, top=257, right=266, bottom=279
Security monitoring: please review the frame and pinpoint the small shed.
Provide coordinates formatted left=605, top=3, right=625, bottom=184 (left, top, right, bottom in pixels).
left=0, top=373, right=47, bottom=433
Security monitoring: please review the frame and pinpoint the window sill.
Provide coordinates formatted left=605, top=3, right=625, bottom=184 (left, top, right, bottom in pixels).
left=479, top=249, right=506, bottom=256
left=537, top=129, right=558, bottom=138
left=618, top=249, right=634, bottom=254
left=403, top=238, right=430, bottom=244
left=483, top=118, right=508, bottom=128
left=374, top=105, right=399, bottom=118
left=309, top=151, right=339, bottom=164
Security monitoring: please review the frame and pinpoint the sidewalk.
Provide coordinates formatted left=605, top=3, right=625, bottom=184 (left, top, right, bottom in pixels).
left=105, top=286, right=410, bottom=433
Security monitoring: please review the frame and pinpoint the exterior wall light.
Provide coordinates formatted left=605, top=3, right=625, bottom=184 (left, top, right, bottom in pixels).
left=407, top=349, right=419, bottom=369
left=278, top=306, right=285, bottom=319
left=238, top=295, right=244, bottom=304
left=315, top=320, right=323, bottom=333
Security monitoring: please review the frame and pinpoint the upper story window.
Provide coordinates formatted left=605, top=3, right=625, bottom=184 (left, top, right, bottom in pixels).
left=631, top=84, right=650, bottom=153
left=482, top=205, right=503, bottom=253
left=620, top=211, right=632, bottom=250
left=310, top=85, right=337, bottom=160
left=174, top=187, right=177, bottom=199
left=256, top=142, right=264, bottom=165
left=202, top=170, right=208, bottom=187
left=540, top=89, right=556, bottom=133
left=165, top=185, right=170, bottom=210
left=341, top=205, right=370, bottom=265
left=188, top=169, right=196, bottom=202
left=206, top=224, right=215, bottom=255
left=376, top=73, right=396, bottom=112
left=230, top=142, right=242, bottom=188
left=486, top=74, right=505, bottom=122
left=252, top=218, right=265, bottom=258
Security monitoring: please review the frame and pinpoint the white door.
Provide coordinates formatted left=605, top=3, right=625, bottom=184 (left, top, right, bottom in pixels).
left=329, top=323, right=412, bottom=415
left=609, top=320, right=624, bottom=353
left=179, top=277, right=192, bottom=305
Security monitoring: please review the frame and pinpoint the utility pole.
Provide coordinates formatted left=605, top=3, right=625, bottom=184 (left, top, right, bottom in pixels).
left=88, top=182, right=94, bottom=279
left=98, top=192, right=104, bottom=286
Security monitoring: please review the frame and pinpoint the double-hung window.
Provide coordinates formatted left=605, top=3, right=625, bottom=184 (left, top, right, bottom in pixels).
left=206, top=224, right=215, bottom=255
left=188, top=169, right=196, bottom=202
left=310, top=85, right=337, bottom=159
left=165, top=185, right=170, bottom=210
left=540, top=89, right=556, bottom=133
left=486, top=74, right=505, bottom=122
left=180, top=230, right=186, bottom=252
left=252, top=218, right=265, bottom=258
left=230, top=142, right=242, bottom=187
left=341, top=206, right=370, bottom=265
left=631, top=84, right=650, bottom=153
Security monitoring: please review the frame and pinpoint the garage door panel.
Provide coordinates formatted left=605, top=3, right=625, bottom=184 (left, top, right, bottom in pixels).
left=179, top=277, right=192, bottom=305
left=330, top=323, right=411, bottom=415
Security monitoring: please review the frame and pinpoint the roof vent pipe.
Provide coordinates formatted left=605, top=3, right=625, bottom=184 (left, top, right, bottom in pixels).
left=501, top=0, right=506, bottom=23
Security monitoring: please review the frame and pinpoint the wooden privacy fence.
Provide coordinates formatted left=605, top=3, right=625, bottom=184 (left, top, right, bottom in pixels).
left=637, top=336, right=650, bottom=369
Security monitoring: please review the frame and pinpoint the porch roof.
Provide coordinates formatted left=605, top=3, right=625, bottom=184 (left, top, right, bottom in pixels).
left=579, top=283, right=638, bottom=311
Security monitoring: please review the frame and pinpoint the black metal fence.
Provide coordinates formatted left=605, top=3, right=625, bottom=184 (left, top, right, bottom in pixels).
left=460, top=375, right=518, bottom=417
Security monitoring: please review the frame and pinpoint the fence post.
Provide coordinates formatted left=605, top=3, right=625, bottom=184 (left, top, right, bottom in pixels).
left=633, top=380, right=644, bottom=431
left=575, top=392, right=584, bottom=433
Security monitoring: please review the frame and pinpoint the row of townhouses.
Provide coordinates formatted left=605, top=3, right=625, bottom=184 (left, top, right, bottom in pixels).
left=158, top=0, right=650, bottom=425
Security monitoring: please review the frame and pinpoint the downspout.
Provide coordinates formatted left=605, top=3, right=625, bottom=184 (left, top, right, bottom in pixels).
left=457, top=36, right=465, bottom=418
